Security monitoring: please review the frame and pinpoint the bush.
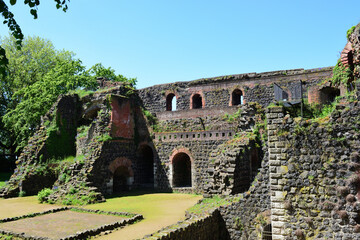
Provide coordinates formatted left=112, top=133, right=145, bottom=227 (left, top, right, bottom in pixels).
left=37, top=188, right=54, bottom=203
left=18, top=191, right=26, bottom=197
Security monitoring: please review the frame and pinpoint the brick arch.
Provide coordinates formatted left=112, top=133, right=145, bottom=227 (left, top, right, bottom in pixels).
left=165, top=90, right=178, bottom=111
left=190, top=91, right=205, bottom=109
left=108, top=157, right=134, bottom=177
left=229, top=87, right=245, bottom=106
left=341, top=41, right=354, bottom=68
left=169, top=148, right=194, bottom=188
left=169, top=147, right=194, bottom=163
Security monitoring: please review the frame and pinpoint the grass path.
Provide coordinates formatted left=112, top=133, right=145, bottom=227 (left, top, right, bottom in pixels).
left=85, top=193, right=202, bottom=240
left=0, top=193, right=202, bottom=240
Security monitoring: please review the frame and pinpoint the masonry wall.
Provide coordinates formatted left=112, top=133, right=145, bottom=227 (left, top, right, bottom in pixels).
left=138, top=67, right=333, bottom=114
left=153, top=103, right=262, bottom=193
left=142, top=209, right=230, bottom=240
left=267, top=104, right=360, bottom=239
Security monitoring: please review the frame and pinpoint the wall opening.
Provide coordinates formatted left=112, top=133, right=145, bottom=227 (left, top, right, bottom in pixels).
left=113, top=166, right=132, bottom=193
left=320, top=87, right=340, bottom=104
left=138, top=145, right=154, bottom=187
left=250, top=147, right=261, bottom=180
left=166, top=93, right=176, bottom=111
left=172, top=153, right=192, bottom=187
left=231, top=89, right=243, bottom=105
left=262, top=224, right=272, bottom=240
left=192, top=94, right=203, bottom=109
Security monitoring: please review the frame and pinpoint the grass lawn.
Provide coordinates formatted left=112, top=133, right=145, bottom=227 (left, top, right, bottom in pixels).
left=85, top=192, right=202, bottom=240
left=0, top=172, right=12, bottom=188
left=0, top=192, right=202, bottom=240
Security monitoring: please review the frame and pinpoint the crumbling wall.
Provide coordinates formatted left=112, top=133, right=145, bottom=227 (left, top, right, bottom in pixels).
left=267, top=105, right=360, bottom=239
left=0, top=95, right=80, bottom=197
left=142, top=209, right=230, bottom=240
left=138, top=68, right=333, bottom=115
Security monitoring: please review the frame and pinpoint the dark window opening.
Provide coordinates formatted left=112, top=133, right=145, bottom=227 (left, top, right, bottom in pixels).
left=113, top=166, right=131, bottom=193
left=138, top=145, right=154, bottom=187
left=192, top=94, right=203, bottom=109
left=320, top=87, right=340, bottom=104
left=251, top=147, right=260, bottom=179
left=173, top=153, right=192, bottom=187
left=166, top=93, right=176, bottom=111
left=232, top=89, right=243, bottom=105
left=262, top=224, right=272, bottom=240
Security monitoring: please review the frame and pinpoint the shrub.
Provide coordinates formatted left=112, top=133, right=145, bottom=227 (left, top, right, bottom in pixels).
left=18, top=191, right=26, bottom=197
left=37, top=188, right=54, bottom=203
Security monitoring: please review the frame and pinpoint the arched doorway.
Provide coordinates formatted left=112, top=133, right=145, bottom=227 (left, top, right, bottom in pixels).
left=109, top=157, right=134, bottom=194
left=138, top=145, right=154, bottom=187
left=231, top=89, right=243, bottom=105
left=166, top=93, right=177, bottom=111
left=113, top=166, right=132, bottom=192
left=191, top=94, right=203, bottom=109
left=172, top=152, right=192, bottom=187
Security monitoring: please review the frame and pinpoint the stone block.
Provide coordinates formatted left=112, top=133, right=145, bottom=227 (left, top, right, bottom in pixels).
left=270, top=160, right=281, bottom=166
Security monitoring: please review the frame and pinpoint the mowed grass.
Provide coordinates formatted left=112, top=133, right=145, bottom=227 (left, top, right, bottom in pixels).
left=85, top=192, right=202, bottom=240
left=0, top=172, right=12, bottom=188
left=0, top=192, right=202, bottom=240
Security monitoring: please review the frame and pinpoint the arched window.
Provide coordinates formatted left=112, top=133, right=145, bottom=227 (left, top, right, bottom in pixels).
left=172, top=153, right=192, bottom=187
left=166, top=93, right=177, bottom=111
left=231, top=89, right=243, bottom=105
left=138, top=145, right=154, bottom=187
left=192, top=94, right=203, bottom=109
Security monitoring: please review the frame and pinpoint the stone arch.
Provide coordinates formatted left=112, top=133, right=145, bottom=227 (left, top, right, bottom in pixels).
left=138, top=143, right=154, bottom=187
left=166, top=93, right=177, bottom=111
left=170, top=148, right=194, bottom=188
left=190, top=92, right=205, bottom=109
left=230, top=88, right=244, bottom=106
left=108, top=157, right=134, bottom=193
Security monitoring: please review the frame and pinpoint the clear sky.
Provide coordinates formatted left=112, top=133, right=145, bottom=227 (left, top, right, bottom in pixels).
left=1, top=0, right=360, bottom=89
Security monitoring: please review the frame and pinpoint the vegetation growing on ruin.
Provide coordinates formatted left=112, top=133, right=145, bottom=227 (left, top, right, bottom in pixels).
left=223, top=108, right=242, bottom=122
left=45, top=114, right=76, bottom=159
left=332, top=60, right=353, bottom=87
left=187, top=195, right=241, bottom=216
left=142, top=107, right=159, bottom=132
left=347, top=25, right=356, bottom=40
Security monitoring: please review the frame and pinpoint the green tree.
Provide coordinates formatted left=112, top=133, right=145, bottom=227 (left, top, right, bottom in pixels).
left=0, top=0, right=70, bottom=74
left=89, top=63, right=137, bottom=86
left=0, top=35, right=96, bottom=158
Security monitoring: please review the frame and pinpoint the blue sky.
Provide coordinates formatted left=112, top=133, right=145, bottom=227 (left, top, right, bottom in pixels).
left=1, top=0, right=360, bottom=89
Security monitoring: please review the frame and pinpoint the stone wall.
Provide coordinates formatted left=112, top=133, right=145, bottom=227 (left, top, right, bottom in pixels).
left=267, top=104, right=360, bottom=239
left=0, top=95, right=81, bottom=197
left=142, top=209, right=230, bottom=240
left=153, top=103, right=263, bottom=193
left=138, top=67, right=333, bottom=115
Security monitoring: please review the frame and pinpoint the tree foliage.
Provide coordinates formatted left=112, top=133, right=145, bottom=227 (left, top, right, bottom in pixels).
left=89, top=63, right=137, bottom=86
left=0, top=0, right=70, bottom=74
left=0, top=35, right=136, bottom=164
left=0, top=35, right=96, bottom=156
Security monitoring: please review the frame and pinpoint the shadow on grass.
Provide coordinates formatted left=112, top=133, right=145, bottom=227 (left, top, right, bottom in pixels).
left=0, top=172, right=12, bottom=181
left=0, top=172, right=12, bottom=188
left=105, top=188, right=173, bottom=200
